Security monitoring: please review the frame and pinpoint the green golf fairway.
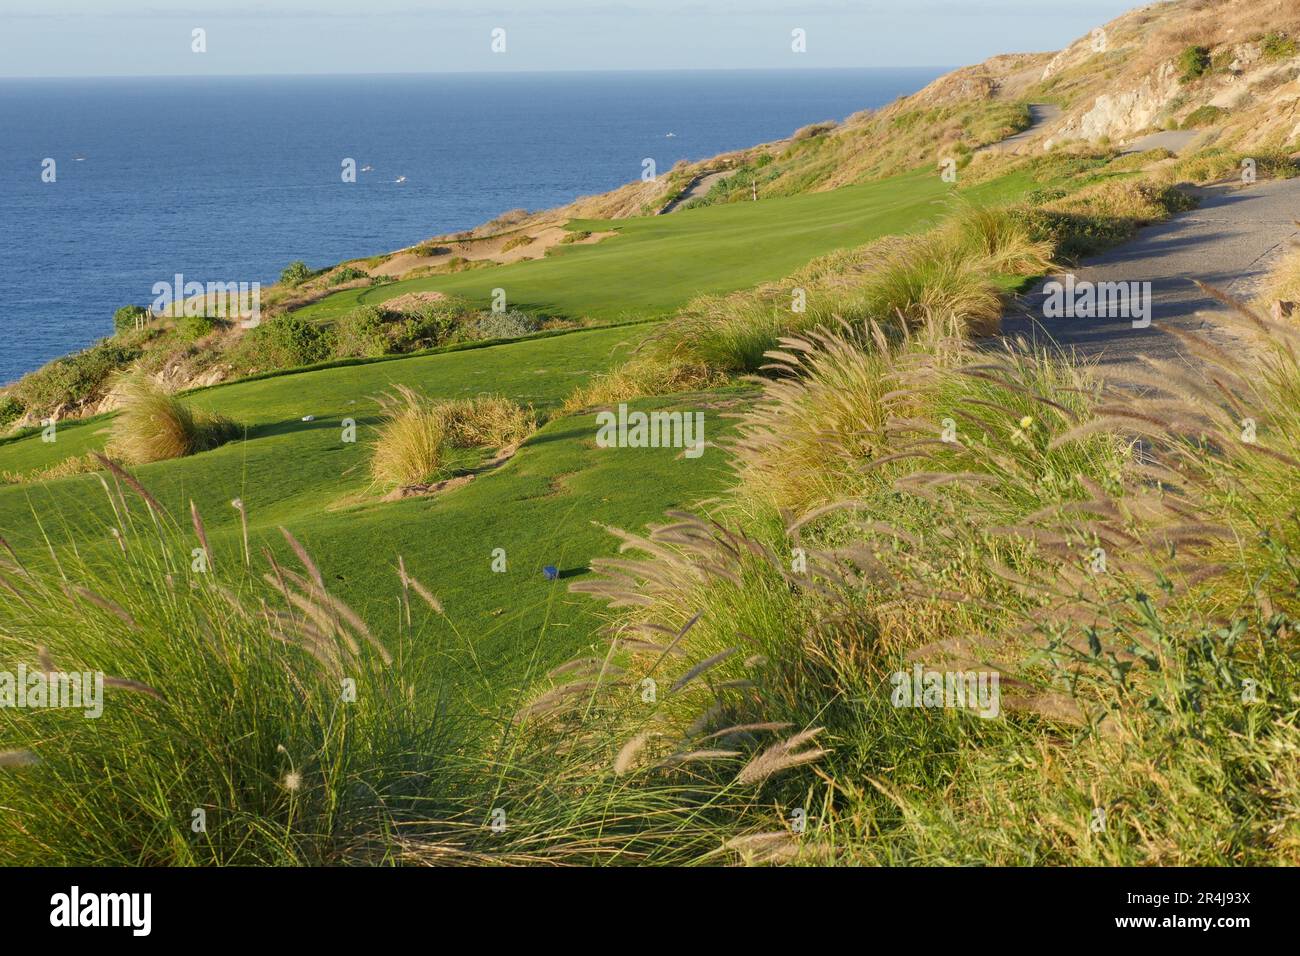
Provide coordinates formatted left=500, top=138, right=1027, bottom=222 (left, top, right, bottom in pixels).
left=294, top=168, right=1031, bottom=324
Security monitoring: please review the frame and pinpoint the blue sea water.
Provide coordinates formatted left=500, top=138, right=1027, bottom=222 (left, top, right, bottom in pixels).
left=0, top=68, right=942, bottom=384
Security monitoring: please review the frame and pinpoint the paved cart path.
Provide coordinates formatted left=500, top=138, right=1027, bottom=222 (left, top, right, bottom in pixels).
left=1002, top=177, right=1300, bottom=366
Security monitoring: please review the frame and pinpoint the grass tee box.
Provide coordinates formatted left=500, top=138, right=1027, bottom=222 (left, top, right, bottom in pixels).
left=0, top=319, right=749, bottom=701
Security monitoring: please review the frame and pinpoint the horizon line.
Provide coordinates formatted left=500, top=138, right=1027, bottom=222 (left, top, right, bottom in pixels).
left=0, top=64, right=961, bottom=81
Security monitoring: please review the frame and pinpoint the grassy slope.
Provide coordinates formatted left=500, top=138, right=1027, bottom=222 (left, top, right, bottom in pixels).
left=0, top=323, right=748, bottom=706
left=295, top=169, right=1034, bottom=324
left=0, top=166, right=1037, bottom=712
left=0, top=323, right=649, bottom=475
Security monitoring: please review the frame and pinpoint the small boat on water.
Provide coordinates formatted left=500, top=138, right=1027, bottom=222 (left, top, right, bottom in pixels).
left=394, top=175, right=407, bottom=184
left=360, top=165, right=373, bottom=172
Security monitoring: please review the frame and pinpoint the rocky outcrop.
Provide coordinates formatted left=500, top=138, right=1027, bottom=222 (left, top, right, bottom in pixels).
left=1046, top=61, right=1182, bottom=147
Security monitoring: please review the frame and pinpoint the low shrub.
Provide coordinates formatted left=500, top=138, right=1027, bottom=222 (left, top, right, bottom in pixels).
left=1210, top=49, right=1236, bottom=73
left=113, top=304, right=150, bottom=335
left=1178, top=45, right=1211, bottom=82
left=176, top=314, right=218, bottom=340
left=0, top=394, right=23, bottom=429
left=326, top=266, right=370, bottom=287
left=9, top=338, right=145, bottom=416
left=1260, top=31, right=1298, bottom=61
left=1182, top=104, right=1226, bottom=128
left=332, top=306, right=389, bottom=359
left=240, top=316, right=333, bottom=370
left=387, top=308, right=459, bottom=352
left=459, top=309, right=542, bottom=342
left=279, top=260, right=316, bottom=286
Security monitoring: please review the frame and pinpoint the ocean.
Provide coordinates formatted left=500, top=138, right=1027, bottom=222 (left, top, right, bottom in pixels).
left=0, top=68, right=943, bottom=384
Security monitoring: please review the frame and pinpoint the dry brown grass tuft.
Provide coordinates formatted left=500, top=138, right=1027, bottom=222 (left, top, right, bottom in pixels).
left=940, top=203, right=1055, bottom=277
left=1044, top=177, right=1195, bottom=227
left=1257, top=244, right=1300, bottom=313
left=854, top=239, right=1006, bottom=336
left=730, top=320, right=940, bottom=514
left=562, top=358, right=724, bottom=412
left=369, top=387, right=535, bottom=489
left=369, top=385, right=447, bottom=488
left=436, top=394, right=535, bottom=448
left=106, top=378, right=241, bottom=465
left=2, top=453, right=104, bottom=486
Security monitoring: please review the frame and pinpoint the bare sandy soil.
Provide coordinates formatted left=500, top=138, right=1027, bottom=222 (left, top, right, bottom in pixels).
left=360, top=223, right=616, bottom=281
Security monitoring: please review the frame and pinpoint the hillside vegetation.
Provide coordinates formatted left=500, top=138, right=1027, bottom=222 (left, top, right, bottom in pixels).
left=2, top=0, right=1300, bottom=866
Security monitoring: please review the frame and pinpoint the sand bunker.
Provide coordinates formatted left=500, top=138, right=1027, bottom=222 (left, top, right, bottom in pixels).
left=362, top=222, right=616, bottom=281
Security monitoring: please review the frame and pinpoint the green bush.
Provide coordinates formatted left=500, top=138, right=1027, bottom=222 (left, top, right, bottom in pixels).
left=1182, top=104, right=1226, bottom=128
left=9, top=339, right=144, bottom=415
left=279, top=260, right=315, bottom=286
left=388, top=305, right=460, bottom=352
left=1178, top=45, right=1211, bottom=82
left=113, top=304, right=149, bottom=335
left=241, top=316, right=332, bottom=369
left=332, top=306, right=390, bottom=359
left=326, top=266, right=370, bottom=287
left=0, top=394, right=23, bottom=429
left=1260, top=31, right=1298, bottom=61
left=176, top=314, right=217, bottom=340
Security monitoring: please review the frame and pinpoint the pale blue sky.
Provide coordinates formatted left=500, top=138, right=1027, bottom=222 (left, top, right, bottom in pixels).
left=0, top=1, right=1144, bottom=77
